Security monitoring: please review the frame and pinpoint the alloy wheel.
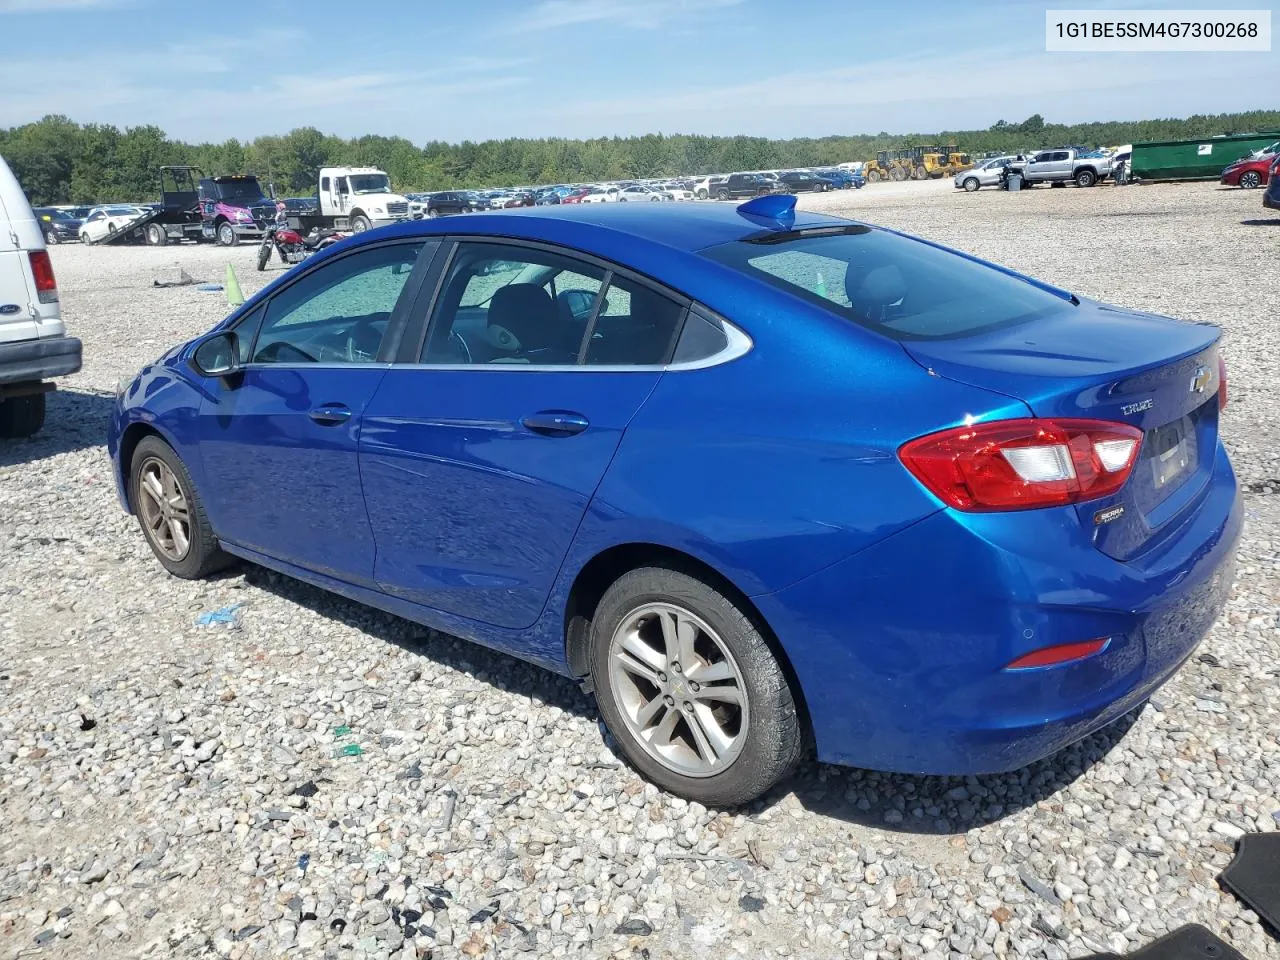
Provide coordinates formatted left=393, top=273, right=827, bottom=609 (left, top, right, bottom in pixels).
left=607, top=602, right=749, bottom=778
left=136, top=456, right=192, bottom=562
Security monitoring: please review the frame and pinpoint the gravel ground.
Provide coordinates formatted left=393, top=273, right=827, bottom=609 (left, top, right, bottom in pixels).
left=2, top=181, right=1279, bottom=960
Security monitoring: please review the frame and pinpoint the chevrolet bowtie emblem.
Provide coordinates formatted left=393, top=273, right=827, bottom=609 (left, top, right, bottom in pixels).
left=1190, top=365, right=1211, bottom=394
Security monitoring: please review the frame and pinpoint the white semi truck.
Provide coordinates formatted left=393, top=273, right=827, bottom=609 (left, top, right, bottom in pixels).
left=286, top=167, right=412, bottom=234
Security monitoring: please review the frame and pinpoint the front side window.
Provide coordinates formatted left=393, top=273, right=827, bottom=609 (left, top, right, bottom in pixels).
left=702, top=226, right=1070, bottom=342
left=250, top=242, right=423, bottom=364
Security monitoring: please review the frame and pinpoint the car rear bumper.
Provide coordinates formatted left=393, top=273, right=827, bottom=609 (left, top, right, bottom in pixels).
left=0, top=335, right=82, bottom=386
left=1264, top=192, right=1280, bottom=209
left=755, top=441, right=1241, bottom=775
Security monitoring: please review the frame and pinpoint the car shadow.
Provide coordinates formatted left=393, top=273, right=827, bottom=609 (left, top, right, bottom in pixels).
left=0, top=389, right=116, bottom=465
left=242, top=562, right=1144, bottom=832
left=1240, top=218, right=1280, bottom=226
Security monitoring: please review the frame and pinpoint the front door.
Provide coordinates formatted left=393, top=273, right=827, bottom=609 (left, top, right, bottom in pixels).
left=196, top=239, right=427, bottom=584
left=360, top=240, right=686, bottom=631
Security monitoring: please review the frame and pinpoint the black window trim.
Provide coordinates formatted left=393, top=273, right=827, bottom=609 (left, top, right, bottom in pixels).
left=221, top=236, right=438, bottom=369
left=400, top=235, right=738, bottom=373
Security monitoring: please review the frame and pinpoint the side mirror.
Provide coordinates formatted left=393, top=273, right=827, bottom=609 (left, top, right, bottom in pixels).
left=191, top=331, right=241, bottom=378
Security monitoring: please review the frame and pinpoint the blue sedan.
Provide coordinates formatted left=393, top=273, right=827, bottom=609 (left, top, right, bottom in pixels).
left=108, top=195, right=1240, bottom=805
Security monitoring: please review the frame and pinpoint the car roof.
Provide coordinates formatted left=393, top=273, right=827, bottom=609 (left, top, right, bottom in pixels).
left=368, top=201, right=853, bottom=258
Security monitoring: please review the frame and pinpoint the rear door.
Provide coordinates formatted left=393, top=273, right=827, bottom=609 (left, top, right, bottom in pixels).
left=360, top=239, right=684, bottom=631
left=0, top=157, right=57, bottom=343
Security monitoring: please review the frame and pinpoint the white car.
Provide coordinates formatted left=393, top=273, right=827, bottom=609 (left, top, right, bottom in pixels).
left=0, top=154, right=80, bottom=437
left=581, top=187, right=620, bottom=203
left=662, top=186, right=694, bottom=201
left=954, top=157, right=1017, bottom=192
left=618, top=185, right=664, bottom=202
left=79, top=205, right=148, bottom=242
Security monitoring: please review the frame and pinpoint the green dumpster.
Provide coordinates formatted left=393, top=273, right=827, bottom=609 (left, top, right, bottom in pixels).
left=1132, top=132, right=1280, bottom=182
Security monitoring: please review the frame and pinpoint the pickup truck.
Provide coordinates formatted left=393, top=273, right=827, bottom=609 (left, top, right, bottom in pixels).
left=711, top=173, right=791, bottom=200
left=1013, top=149, right=1113, bottom=188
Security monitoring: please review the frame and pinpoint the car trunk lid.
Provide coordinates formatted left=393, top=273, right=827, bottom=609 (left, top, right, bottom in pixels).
left=903, top=300, right=1222, bottom=561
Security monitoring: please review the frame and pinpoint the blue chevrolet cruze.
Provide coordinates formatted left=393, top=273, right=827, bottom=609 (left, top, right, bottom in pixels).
left=109, top=196, right=1240, bottom=805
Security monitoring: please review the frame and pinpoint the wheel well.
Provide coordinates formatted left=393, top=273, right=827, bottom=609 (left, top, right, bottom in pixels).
left=563, top=543, right=813, bottom=745
left=1077, top=166, right=1097, bottom=177
left=117, top=422, right=162, bottom=511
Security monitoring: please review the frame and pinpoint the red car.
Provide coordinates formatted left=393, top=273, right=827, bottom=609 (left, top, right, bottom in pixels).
left=1221, top=153, right=1276, bottom=188
left=559, top=188, right=592, bottom=205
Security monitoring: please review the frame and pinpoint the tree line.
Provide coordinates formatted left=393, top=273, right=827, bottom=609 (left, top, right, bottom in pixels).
left=3, top=110, right=1278, bottom=206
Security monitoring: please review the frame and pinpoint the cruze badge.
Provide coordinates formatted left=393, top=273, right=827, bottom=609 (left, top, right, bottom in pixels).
left=1121, top=398, right=1154, bottom=415
left=1190, top=365, right=1211, bottom=394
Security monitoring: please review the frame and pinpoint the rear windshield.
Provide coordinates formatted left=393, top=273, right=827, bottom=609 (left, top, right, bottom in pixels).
left=701, top=226, right=1070, bottom=341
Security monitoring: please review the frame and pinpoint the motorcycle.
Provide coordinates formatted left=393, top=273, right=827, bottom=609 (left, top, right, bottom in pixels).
left=256, top=208, right=347, bottom=271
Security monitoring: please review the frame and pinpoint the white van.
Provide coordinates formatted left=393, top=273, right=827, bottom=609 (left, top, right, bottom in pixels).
left=0, top=155, right=81, bottom=437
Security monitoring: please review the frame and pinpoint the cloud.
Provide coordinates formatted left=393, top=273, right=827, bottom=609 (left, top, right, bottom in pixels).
left=507, top=0, right=743, bottom=32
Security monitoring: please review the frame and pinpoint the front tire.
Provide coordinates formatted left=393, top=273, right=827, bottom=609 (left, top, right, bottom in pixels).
left=1240, top=171, right=1262, bottom=189
left=45, top=231, right=60, bottom=245
left=589, top=566, right=803, bottom=806
left=146, top=223, right=168, bottom=246
left=963, top=177, right=980, bottom=192
left=0, top=393, right=46, bottom=438
left=216, top=221, right=237, bottom=246
left=130, top=436, right=232, bottom=579
left=716, top=189, right=730, bottom=201
left=1075, top=169, right=1098, bottom=188
left=257, top=241, right=272, bottom=271
left=349, top=213, right=371, bottom=232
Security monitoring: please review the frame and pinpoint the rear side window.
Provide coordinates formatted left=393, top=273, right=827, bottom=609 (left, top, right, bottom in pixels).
left=702, top=227, right=1069, bottom=342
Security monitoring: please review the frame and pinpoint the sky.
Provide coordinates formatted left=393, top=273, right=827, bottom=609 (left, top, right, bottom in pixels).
left=0, top=0, right=1274, bottom=144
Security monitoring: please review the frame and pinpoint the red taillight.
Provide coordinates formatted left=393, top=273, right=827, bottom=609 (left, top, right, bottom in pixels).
left=1006, top=638, right=1109, bottom=670
left=28, top=250, right=58, bottom=304
left=1217, top=355, right=1228, bottom=411
left=899, top=418, right=1143, bottom=512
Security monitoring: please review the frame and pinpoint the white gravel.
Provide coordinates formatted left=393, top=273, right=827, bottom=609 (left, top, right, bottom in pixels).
left=2, top=181, right=1279, bottom=960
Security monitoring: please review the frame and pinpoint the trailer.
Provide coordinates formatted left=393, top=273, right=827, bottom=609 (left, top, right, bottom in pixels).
left=1131, top=132, right=1280, bottom=182
left=81, top=166, right=212, bottom=245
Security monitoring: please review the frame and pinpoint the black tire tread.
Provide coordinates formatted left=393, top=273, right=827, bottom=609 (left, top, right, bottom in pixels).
left=130, top=436, right=234, bottom=579
left=589, top=565, right=803, bottom=807
left=0, top=393, right=46, bottom=438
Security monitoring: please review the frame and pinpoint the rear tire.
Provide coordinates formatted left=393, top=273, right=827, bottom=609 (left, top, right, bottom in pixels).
left=129, top=436, right=232, bottom=580
left=1075, top=169, right=1098, bottom=188
left=0, top=393, right=46, bottom=439
left=716, top=189, right=730, bottom=201
left=867, top=169, right=881, bottom=183
left=45, top=231, right=60, bottom=245
left=589, top=565, right=804, bottom=806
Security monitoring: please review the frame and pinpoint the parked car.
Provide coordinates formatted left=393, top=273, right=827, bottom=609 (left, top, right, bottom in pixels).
left=560, top=188, right=593, bottom=205
left=712, top=173, right=789, bottom=200
left=660, top=185, right=695, bottom=201
left=954, top=156, right=1018, bottom=192
left=619, top=185, right=665, bottom=202
left=1220, top=153, right=1275, bottom=189
left=581, top=186, right=620, bottom=203
left=0, top=156, right=81, bottom=437
left=692, top=176, right=726, bottom=200
left=108, top=196, right=1241, bottom=805
left=424, top=191, right=476, bottom=217
left=78, top=204, right=149, bottom=243
left=32, top=207, right=83, bottom=244
left=1014, top=149, right=1112, bottom=188
left=1264, top=157, right=1280, bottom=210
left=502, top=192, right=536, bottom=209
left=778, top=171, right=835, bottom=193
left=812, top=169, right=858, bottom=189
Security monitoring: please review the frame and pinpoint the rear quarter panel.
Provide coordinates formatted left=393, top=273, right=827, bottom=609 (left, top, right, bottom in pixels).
left=578, top=281, right=1031, bottom=598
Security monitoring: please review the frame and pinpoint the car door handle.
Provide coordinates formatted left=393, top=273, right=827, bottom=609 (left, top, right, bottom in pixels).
left=521, top=411, right=589, bottom=437
left=309, top=403, right=353, bottom=426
